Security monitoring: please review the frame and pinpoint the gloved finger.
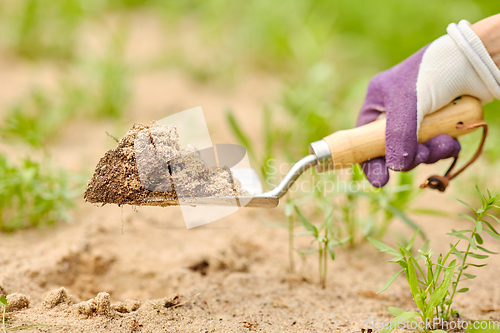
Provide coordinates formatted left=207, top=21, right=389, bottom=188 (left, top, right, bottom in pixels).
left=357, top=107, right=383, bottom=127
left=424, top=135, right=461, bottom=164
left=384, top=97, right=419, bottom=172
left=356, top=75, right=386, bottom=127
left=361, top=157, right=389, bottom=188
left=383, top=48, right=426, bottom=172
left=400, top=143, right=430, bottom=171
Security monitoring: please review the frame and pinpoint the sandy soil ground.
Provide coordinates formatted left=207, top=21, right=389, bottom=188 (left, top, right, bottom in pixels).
left=2, top=182, right=500, bottom=333
left=1, top=13, right=500, bottom=333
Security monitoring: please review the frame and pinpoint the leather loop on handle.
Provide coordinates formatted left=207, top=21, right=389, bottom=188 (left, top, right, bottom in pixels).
left=317, top=96, right=484, bottom=170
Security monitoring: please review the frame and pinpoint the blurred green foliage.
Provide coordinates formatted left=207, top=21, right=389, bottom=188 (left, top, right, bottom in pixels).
left=0, top=86, right=85, bottom=148
left=0, top=0, right=498, bottom=233
left=218, top=0, right=499, bottom=247
left=216, top=0, right=499, bottom=166
left=1, top=61, right=130, bottom=149
left=1, top=0, right=86, bottom=60
left=1, top=91, right=60, bottom=149
left=87, top=28, right=131, bottom=120
left=0, top=154, right=75, bottom=231
left=219, top=0, right=500, bottom=207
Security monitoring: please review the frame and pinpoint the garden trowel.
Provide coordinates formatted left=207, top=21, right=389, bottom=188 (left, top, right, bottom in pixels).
left=144, top=96, right=486, bottom=208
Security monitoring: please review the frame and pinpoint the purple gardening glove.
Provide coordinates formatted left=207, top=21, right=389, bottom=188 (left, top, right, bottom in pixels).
left=357, top=20, right=500, bottom=187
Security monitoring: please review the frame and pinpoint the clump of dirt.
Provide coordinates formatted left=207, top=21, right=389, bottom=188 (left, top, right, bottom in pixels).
left=111, top=299, right=142, bottom=313
left=42, top=287, right=73, bottom=309
left=6, top=293, right=30, bottom=312
left=188, top=259, right=210, bottom=276
left=84, top=123, right=174, bottom=206
left=189, top=239, right=264, bottom=277
left=73, top=292, right=115, bottom=318
left=149, top=294, right=182, bottom=309
left=84, top=122, right=247, bottom=207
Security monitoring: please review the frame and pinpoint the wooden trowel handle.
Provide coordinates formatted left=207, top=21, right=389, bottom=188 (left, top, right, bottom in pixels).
left=310, top=96, right=484, bottom=169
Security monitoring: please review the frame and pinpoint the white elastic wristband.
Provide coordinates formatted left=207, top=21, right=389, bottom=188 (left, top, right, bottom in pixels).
left=447, top=20, right=500, bottom=99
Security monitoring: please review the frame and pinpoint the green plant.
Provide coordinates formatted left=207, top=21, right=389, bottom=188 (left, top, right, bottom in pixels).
left=358, top=171, right=426, bottom=240
left=1, top=42, right=131, bottom=148
left=324, top=168, right=429, bottom=245
left=90, top=29, right=130, bottom=120
left=286, top=201, right=295, bottom=273
left=1, top=99, right=50, bottom=149
left=444, top=188, right=500, bottom=319
left=4, top=0, right=86, bottom=60
left=0, top=89, right=74, bottom=149
left=226, top=106, right=279, bottom=182
left=370, top=231, right=454, bottom=333
left=261, top=199, right=299, bottom=273
left=369, top=188, right=500, bottom=332
left=260, top=166, right=425, bottom=274
left=294, top=204, right=350, bottom=288
left=0, top=153, right=78, bottom=231
left=0, top=295, right=7, bottom=333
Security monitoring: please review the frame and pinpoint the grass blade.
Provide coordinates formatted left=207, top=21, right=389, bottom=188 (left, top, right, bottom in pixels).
left=406, top=259, right=424, bottom=312
left=385, top=204, right=423, bottom=236
left=387, top=307, right=405, bottom=316
left=294, top=206, right=318, bottom=237
left=425, top=260, right=455, bottom=319
left=457, top=199, right=477, bottom=213
left=225, top=110, right=256, bottom=162
left=377, top=269, right=404, bottom=294
left=406, top=230, right=419, bottom=251
left=458, top=213, right=477, bottom=224
left=367, top=237, right=400, bottom=256
left=296, top=248, right=318, bottom=255
left=381, top=311, right=421, bottom=333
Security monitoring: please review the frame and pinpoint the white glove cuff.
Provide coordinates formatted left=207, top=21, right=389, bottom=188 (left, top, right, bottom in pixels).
left=447, top=20, right=500, bottom=99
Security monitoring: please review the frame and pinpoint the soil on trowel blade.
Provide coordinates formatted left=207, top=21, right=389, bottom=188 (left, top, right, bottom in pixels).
left=84, top=122, right=247, bottom=207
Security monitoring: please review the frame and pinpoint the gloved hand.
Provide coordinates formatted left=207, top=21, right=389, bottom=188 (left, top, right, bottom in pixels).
left=357, top=19, right=500, bottom=187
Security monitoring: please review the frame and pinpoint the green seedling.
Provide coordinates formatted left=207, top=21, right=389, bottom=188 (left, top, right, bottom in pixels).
left=261, top=197, right=315, bottom=273
left=369, top=231, right=454, bottom=333
left=0, top=295, right=7, bottom=333
left=330, top=168, right=428, bottom=246
left=286, top=201, right=296, bottom=273
left=341, top=164, right=364, bottom=247
left=369, top=187, right=500, bottom=332
left=443, top=187, right=500, bottom=319
left=294, top=204, right=350, bottom=288
left=261, top=199, right=300, bottom=273
left=259, top=166, right=424, bottom=274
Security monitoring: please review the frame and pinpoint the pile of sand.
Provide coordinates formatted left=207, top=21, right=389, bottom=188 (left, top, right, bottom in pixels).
left=84, top=122, right=247, bottom=206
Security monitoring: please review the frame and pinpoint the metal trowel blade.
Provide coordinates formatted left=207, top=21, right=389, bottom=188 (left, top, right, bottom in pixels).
left=142, top=168, right=279, bottom=208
